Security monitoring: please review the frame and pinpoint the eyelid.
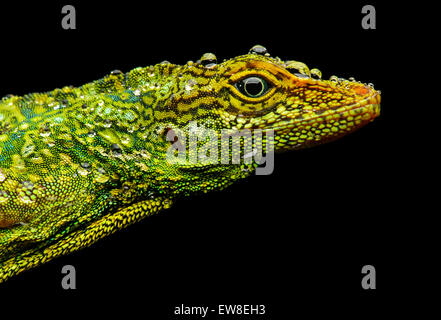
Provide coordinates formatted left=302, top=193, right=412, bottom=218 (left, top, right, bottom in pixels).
left=229, top=71, right=278, bottom=87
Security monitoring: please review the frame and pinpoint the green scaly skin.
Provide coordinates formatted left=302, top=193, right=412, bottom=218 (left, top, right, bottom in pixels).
left=0, top=46, right=381, bottom=283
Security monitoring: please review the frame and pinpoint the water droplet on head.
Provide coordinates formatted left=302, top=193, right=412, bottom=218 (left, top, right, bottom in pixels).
left=185, top=79, right=197, bottom=91
left=140, top=149, right=150, bottom=159
left=285, top=61, right=311, bottom=77
left=200, top=53, right=217, bottom=68
left=97, top=167, right=106, bottom=174
left=121, top=136, right=130, bottom=145
left=310, top=68, right=322, bottom=80
left=2, top=94, right=14, bottom=101
left=103, top=119, right=112, bottom=128
left=80, top=162, right=90, bottom=169
left=110, top=69, right=123, bottom=75
left=249, top=45, right=268, bottom=55
left=77, top=167, right=90, bottom=176
left=22, top=144, right=35, bottom=157
left=39, top=125, right=51, bottom=137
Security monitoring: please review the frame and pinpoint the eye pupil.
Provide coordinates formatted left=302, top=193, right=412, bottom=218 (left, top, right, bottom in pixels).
left=234, top=76, right=271, bottom=98
left=244, top=77, right=264, bottom=97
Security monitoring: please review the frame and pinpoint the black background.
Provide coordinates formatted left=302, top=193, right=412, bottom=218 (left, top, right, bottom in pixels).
left=0, top=1, right=430, bottom=318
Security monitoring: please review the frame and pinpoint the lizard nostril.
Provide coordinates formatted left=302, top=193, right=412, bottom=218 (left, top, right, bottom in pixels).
left=353, top=85, right=370, bottom=96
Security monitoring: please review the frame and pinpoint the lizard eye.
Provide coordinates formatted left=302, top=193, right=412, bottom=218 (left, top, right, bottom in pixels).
left=235, top=76, right=270, bottom=98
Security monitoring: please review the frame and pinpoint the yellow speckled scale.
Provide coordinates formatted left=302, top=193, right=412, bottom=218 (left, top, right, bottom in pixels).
left=0, top=45, right=381, bottom=283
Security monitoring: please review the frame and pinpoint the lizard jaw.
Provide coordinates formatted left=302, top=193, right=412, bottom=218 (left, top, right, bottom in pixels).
left=270, top=89, right=381, bottom=151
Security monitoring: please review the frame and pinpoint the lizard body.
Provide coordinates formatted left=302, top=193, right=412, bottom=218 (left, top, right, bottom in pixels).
left=0, top=46, right=380, bottom=283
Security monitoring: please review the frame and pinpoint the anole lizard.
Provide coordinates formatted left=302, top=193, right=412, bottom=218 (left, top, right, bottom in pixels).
left=0, top=45, right=380, bottom=283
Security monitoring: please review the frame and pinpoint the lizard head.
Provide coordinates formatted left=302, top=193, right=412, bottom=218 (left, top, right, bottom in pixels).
left=146, top=46, right=381, bottom=193
left=155, top=45, right=380, bottom=164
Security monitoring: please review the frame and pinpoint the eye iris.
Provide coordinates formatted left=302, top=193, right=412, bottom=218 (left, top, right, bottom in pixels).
left=244, top=77, right=265, bottom=97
